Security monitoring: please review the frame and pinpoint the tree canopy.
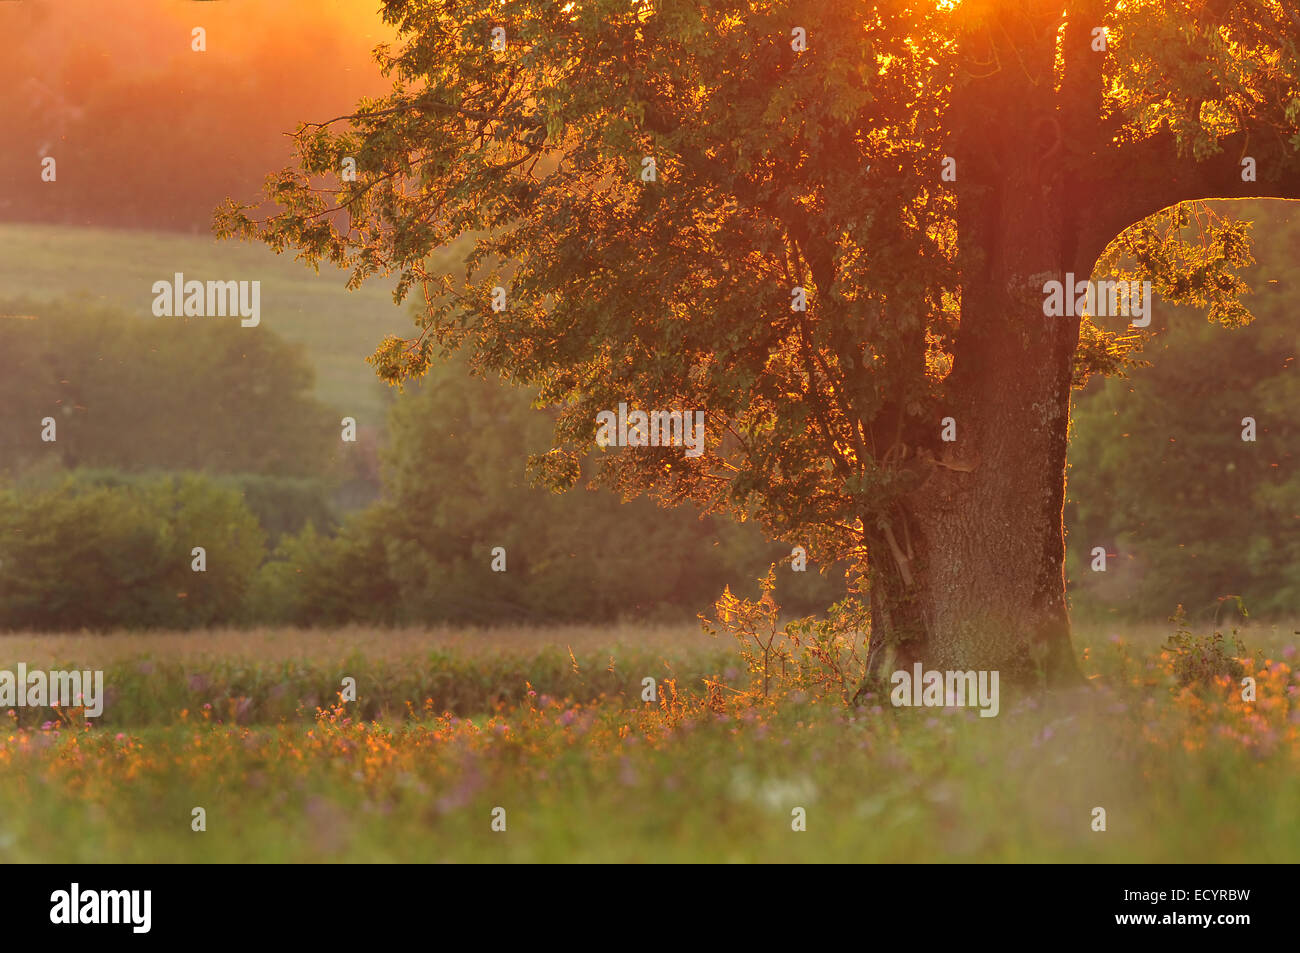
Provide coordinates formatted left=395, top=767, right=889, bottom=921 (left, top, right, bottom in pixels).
left=218, top=0, right=1300, bottom=679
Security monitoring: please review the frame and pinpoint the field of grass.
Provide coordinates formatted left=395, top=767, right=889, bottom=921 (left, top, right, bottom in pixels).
left=1, top=620, right=1296, bottom=863
left=0, top=224, right=469, bottom=422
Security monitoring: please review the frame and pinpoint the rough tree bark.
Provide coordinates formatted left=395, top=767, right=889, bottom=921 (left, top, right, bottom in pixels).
left=859, top=3, right=1088, bottom=692
left=857, top=0, right=1300, bottom=695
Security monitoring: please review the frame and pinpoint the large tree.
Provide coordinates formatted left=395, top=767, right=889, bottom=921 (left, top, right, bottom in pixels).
left=217, top=0, right=1300, bottom=691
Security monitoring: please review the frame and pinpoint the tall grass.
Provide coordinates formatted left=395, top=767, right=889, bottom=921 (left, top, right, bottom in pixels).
left=0, top=619, right=1295, bottom=862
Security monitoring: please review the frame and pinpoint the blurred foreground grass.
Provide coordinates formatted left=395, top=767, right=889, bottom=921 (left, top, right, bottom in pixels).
left=0, top=620, right=1296, bottom=862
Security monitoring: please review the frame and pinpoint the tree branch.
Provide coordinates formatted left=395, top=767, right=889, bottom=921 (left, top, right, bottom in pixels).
left=1076, top=125, right=1300, bottom=273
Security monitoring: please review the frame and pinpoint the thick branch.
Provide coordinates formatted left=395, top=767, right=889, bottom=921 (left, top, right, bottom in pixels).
left=1076, top=126, right=1300, bottom=273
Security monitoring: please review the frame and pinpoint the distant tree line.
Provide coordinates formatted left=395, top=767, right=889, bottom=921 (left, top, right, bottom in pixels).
left=0, top=300, right=840, bottom=630
left=1067, top=201, right=1300, bottom=625
left=4, top=246, right=1298, bottom=632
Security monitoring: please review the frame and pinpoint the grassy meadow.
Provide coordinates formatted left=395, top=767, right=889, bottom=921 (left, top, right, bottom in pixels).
left=1, top=619, right=1296, bottom=863
left=0, top=224, right=468, bottom=423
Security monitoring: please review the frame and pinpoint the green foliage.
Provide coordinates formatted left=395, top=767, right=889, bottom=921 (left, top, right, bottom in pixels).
left=250, top=511, right=400, bottom=626
left=1162, top=605, right=1246, bottom=689
left=1107, top=0, right=1300, bottom=161
left=213, top=0, right=963, bottom=568
left=1093, top=203, right=1258, bottom=331
left=355, top=358, right=841, bottom=624
left=0, top=346, right=842, bottom=629
left=1068, top=202, right=1300, bottom=620
left=16, top=469, right=340, bottom=548
left=211, top=474, right=340, bottom=546
left=701, top=566, right=868, bottom=703
left=218, top=0, right=1300, bottom=605
left=0, top=297, right=338, bottom=480
left=236, top=358, right=842, bottom=628
left=0, top=475, right=266, bottom=631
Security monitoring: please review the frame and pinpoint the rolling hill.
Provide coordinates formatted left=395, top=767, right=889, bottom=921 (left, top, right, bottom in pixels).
left=0, top=223, right=466, bottom=423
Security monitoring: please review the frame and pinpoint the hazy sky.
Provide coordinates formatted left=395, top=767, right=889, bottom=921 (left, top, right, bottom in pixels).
left=0, top=0, right=399, bottom=230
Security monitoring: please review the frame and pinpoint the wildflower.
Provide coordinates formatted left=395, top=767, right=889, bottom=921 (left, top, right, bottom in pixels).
left=618, top=758, right=639, bottom=787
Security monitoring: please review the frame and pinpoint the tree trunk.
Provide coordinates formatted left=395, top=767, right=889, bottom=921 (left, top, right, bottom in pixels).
left=868, top=337, right=1084, bottom=687
left=859, top=12, right=1090, bottom=696
left=860, top=364, right=1083, bottom=692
